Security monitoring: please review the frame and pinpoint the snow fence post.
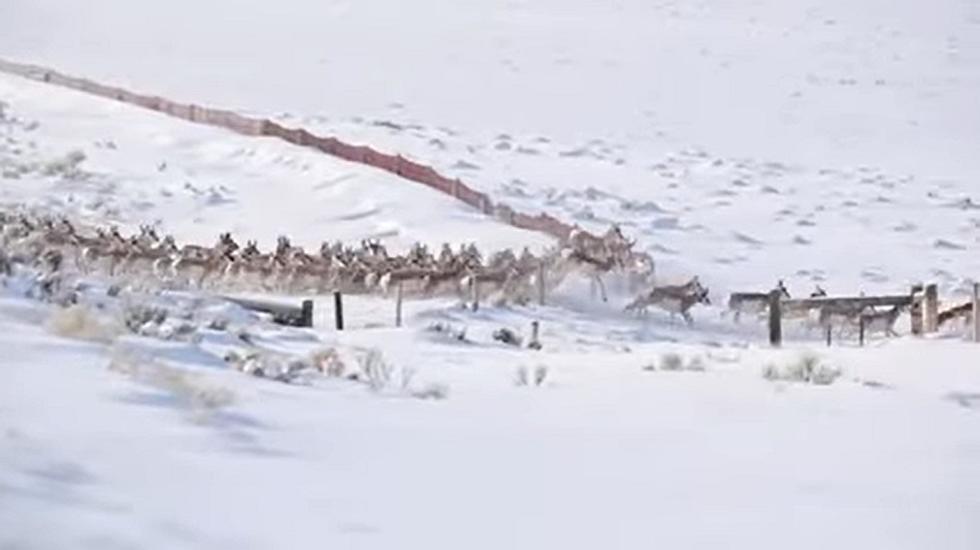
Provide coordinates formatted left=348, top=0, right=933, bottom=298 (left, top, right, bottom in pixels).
left=334, top=291, right=344, bottom=331
left=924, top=283, right=939, bottom=333
left=768, top=288, right=782, bottom=347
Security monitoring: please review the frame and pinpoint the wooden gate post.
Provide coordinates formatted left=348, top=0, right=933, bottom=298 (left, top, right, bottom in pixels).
left=395, top=282, right=404, bottom=327
left=768, top=289, right=782, bottom=347
left=333, top=291, right=344, bottom=331
left=973, top=282, right=980, bottom=343
left=924, top=283, right=939, bottom=333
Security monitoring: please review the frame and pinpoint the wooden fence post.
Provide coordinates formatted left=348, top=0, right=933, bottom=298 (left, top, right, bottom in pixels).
left=924, top=283, right=938, bottom=333
left=470, top=277, right=480, bottom=312
left=334, top=291, right=344, bottom=331
left=825, top=322, right=832, bottom=347
left=528, top=320, right=542, bottom=350
left=537, top=263, right=546, bottom=306
left=395, top=282, right=404, bottom=327
left=301, top=300, right=314, bottom=328
left=859, top=314, right=866, bottom=346
left=973, top=282, right=980, bottom=343
left=910, top=284, right=923, bottom=336
left=768, top=289, right=782, bottom=347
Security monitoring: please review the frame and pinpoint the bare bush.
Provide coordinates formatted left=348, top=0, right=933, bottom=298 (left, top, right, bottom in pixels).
left=644, top=352, right=708, bottom=372
left=533, top=365, right=549, bottom=386
left=47, top=304, right=122, bottom=344
left=411, top=383, right=450, bottom=400
left=492, top=327, right=522, bottom=347
left=763, top=353, right=841, bottom=385
left=426, top=322, right=468, bottom=342
left=659, top=352, right=684, bottom=371
left=515, top=366, right=530, bottom=387
left=358, top=348, right=394, bottom=392
left=110, top=350, right=235, bottom=419
left=515, top=365, right=549, bottom=387
left=687, top=356, right=707, bottom=372
left=309, top=348, right=346, bottom=378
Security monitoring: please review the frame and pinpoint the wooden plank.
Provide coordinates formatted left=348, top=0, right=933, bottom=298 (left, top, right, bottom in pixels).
left=224, top=296, right=313, bottom=328
left=783, top=294, right=913, bottom=311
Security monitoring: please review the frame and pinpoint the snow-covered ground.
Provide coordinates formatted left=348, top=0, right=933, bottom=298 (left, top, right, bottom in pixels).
left=2, top=265, right=980, bottom=550
left=2, top=1, right=980, bottom=548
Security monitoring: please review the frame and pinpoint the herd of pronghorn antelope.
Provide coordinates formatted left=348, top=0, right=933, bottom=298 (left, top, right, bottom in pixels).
left=0, top=210, right=908, bottom=336
left=0, top=211, right=652, bottom=306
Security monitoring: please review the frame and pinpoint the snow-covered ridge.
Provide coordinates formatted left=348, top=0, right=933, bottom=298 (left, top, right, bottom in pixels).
left=0, top=57, right=584, bottom=245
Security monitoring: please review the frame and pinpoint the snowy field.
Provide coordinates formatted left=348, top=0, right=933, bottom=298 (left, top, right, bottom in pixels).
left=2, top=1, right=980, bottom=549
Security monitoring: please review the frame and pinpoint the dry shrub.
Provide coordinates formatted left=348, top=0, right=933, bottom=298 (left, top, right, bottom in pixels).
left=515, top=365, right=548, bottom=387
left=310, top=348, right=346, bottom=378
left=412, top=383, right=449, bottom=400
left=659, top=352, right=684, bottom=371
left=47, top=304, right=122, bottom=344
left=763, top=353, right=841, bottom=385
left=515, top=366, right=530, bottom=387
left=110, top=350, right=235, bottom=418
left=358, top=348, right=394, bottom=392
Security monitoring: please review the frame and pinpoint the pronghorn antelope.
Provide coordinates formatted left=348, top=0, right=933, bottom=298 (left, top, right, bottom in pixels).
left=727, top=280, right=791, bottom=323
left=859, top=305, right=903, bottom=337
left=625, top=276, right=710, bottom=324
left=169, top=232, right=239, bottom=287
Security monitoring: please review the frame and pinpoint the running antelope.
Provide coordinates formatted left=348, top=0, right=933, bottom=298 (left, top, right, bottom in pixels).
left=625, top=277, right=710, bottom=324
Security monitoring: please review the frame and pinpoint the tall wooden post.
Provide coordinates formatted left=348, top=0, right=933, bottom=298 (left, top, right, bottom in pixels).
left=825, top=322, right=832, bottom=347
left=470, top=277, right=480, bottom=312
left=528, top=321, right=542, bottom=350
left=973, top=283, right=980, bottom=343
left=333, top=291, right=344, bottom=331
left=300, top=299, right=314, bottom=328
left=768, top=289, right=782, bottom=347
left=858, top=314, right=866, bottom=346
left=924, top=283, right=938, bottom=333
left=395, top=282, right=404, bottom=327
left=910, top=285, right=923, bottom=336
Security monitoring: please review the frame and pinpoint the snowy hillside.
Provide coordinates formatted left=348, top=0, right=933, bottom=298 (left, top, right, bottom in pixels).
left=2, top=1, right=980, bottom=549
left=2, top=0, right=978, bottom=295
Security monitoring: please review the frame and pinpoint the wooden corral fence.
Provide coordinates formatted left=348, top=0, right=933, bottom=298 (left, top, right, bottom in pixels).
left=763, top=282, right=979, bottom=347
left=0, top=57, right=579, bottom=243
left=224, top=296, right=314, bottom=328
